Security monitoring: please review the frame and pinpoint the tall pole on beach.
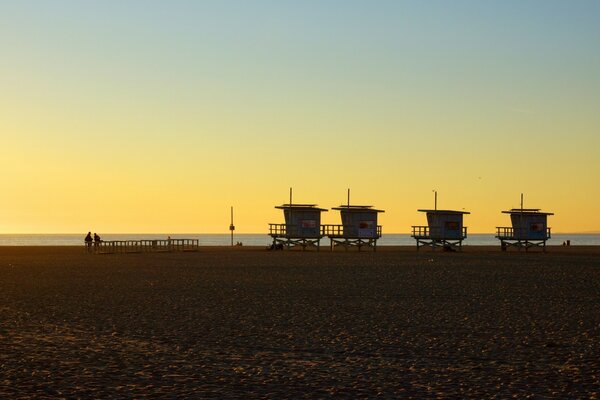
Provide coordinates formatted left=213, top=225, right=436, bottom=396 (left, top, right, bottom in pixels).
left=434, top=190, right=437, bottom=211
left=347, top=188, right=350, bottom=207
left=229, top=206, right=235, bottom=246
left=289, top=187, right=293, bottom=235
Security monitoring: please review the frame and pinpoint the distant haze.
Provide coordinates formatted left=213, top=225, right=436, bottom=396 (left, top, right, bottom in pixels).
left=1, top=1, right=599, bottom=233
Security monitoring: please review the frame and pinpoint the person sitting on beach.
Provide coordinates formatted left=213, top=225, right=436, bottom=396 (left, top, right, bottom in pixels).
left=443, top=244, right=456, bottom=252
left=85, top=232, right=93, bottom=253
left=268, top=243, right=284, bottom=250
left=93, top=233, right=101, bottom=252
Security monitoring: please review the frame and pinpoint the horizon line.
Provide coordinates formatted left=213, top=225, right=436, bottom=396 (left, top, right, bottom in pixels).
left=2, top=232, right=599, bottom=235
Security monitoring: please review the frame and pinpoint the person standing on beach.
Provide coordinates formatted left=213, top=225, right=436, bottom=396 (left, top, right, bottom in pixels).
left=93, top=233, right=101, bottom=252
left=85, top=232, right=93, bottom=253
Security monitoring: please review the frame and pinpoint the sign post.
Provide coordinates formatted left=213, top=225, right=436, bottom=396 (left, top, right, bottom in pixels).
left=229, top=206, right=235, bottom=246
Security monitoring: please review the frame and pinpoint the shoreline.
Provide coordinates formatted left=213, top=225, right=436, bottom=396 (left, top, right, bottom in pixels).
left=2, top=244, right=600, bottom=254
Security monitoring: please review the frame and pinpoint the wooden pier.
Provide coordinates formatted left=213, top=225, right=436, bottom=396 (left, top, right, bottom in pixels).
left=93, top=239, right=199, bottom=254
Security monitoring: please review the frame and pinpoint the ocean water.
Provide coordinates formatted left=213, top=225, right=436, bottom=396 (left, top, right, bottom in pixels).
left=0, top=233, right=598, bottom=246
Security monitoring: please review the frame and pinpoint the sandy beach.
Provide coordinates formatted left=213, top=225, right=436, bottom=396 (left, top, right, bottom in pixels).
left=1, top=246, right=599, bottom=398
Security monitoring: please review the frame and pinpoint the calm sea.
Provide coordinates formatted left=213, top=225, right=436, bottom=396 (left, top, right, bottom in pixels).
left=0, top=233, right=598, bottom=246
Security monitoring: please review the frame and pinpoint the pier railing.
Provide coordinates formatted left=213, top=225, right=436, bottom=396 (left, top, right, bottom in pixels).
left=95, top=239, right=199, bottom=254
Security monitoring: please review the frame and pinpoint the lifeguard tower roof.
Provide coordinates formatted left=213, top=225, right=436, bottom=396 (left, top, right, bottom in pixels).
left=275, top=204, right=328, bottom=211
left=332, top=205, right=384, bottom=213
left=502, top=208, right=554, bottom=215
left=418, top=209, right=470, bottom=214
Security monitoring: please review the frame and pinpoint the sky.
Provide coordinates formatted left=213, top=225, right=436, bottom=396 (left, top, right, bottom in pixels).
left=1, top=0, right=599, bottom=234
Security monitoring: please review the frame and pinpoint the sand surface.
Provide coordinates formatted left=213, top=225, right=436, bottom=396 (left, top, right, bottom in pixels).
left=1, top=246, right=599, bottom=398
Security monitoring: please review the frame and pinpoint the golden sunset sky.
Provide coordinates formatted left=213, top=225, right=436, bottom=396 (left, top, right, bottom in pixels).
left=1, top=1, right=599, bottom=233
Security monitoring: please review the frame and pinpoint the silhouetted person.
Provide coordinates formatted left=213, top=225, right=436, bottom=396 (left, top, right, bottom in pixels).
left=443, top=244, right=456, bottom=252
left=85, top=232, right=93, bottom=253
left=93, top=233, right=101, bottom=252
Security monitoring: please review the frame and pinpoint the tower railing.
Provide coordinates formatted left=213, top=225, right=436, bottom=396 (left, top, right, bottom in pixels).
left=411, top=226, right=468, bottom=239
left=321, top=224, right=382, bottom=238
left=495, top=227, right=551, bottom=240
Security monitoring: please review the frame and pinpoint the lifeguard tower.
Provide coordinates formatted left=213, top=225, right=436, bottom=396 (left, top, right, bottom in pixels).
left=496, top=195, right=553, bottom=252
left=411, top=192, right=469, bottom=251
left=268, top=189, right=327, bottom=250
left=322, top=190, right=384, bottom=251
